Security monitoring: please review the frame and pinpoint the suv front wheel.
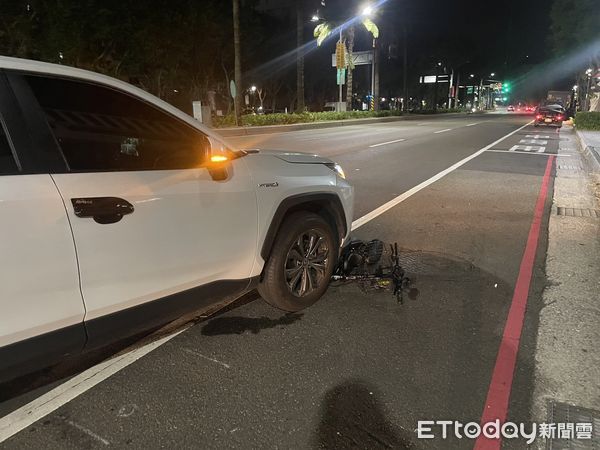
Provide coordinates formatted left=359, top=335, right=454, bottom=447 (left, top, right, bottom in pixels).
left=258, top=212, right=337, bottom=312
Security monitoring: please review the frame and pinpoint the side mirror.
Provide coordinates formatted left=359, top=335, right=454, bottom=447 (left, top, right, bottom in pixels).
left=206, top=154, right=230, bottom=181
left=204, top=137, right=241, bottom=181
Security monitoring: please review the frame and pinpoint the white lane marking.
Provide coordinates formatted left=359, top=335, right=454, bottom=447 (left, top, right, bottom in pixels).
left=519, top=139, right=548, bottom=145
left=0, top=328, right=188, bottom=443
left=351, top=121, right=533, bottom=230
left=510, top=144, right=545, bottom=153
left=369, top=138, right=406, bottom=148
left=182, top=348, right=231, bottom=369
left=66, top=419, right=110, bottom=446
left=525, top=135, right=550, bottom=139
left=434, top=128, right=453, bottom=134
left=485, top=149, right=556, bottom=156
left=466, top=123, right=480, bottom=127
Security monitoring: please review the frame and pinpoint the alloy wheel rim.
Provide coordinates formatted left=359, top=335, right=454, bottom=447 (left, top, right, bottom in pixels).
left=284, top=229, right=329, bottom=297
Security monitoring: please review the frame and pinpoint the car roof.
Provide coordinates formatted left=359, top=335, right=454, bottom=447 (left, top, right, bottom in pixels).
left=0, top=56, right=231, bottom=146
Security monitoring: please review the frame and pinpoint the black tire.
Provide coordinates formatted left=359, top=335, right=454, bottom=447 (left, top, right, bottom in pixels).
left=258, top=212, right=337, bottom=312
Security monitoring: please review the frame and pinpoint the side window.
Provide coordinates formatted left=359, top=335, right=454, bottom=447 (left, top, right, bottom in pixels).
left=0, top=120, right=18, bottom=174
left=24, top=75, right=208, bottom=172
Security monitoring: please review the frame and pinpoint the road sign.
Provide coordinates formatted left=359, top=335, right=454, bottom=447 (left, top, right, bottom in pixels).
left=331, top=50, right=373, bottom=67
left=335, top=42, right=346, bottom=69
left=337, top=68, right=346, bottom=85
left=419, top=74, right=449, bottom=84
left=229, top=80, right=237, bottom=98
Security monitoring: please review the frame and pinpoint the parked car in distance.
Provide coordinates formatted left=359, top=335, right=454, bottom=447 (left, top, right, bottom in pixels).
left=0, top=56, right=354, bottom=383
left=534, top=106, right=564, bottom=127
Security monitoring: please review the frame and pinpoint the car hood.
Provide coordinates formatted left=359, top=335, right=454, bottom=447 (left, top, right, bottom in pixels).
left=246, top=149, right=333, bottom=164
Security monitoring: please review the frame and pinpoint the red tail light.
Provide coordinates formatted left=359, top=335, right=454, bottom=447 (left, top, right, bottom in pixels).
left=557, top=115, right=563, bottom=121
left=536, top=114, right=543, bottom=120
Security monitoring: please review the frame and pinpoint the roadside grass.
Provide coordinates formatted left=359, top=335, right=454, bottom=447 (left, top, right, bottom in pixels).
left=574, top=111, right=600, bottom=131
left=213, top=108, right=466, bottom=128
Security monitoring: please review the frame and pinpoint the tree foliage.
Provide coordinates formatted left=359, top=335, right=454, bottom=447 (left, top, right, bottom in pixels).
left=550, top=0, right=600, bottom=58
left=0, top=0, right=271, bottom=111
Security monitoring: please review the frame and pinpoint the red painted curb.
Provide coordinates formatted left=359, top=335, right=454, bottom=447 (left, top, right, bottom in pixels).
left=474, top=155, right=556, bottom=450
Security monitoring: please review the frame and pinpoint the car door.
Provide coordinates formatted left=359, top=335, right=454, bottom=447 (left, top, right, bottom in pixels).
left=15, top=73, right=258, bottom=346
left=0, top=74, right=86, bottom=380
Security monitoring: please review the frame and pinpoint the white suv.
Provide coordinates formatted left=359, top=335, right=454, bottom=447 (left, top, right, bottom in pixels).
left=0, top=57, right=353, bottom=382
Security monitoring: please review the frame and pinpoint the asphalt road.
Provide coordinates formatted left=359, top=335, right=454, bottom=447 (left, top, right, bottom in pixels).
left=1, top=112, right=560, bottom=449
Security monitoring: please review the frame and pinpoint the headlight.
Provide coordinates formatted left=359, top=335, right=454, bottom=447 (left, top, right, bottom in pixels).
left=326, top=163, right=346, bottom=179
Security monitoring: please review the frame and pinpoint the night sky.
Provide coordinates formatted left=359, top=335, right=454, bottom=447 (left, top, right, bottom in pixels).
left=291, top=0, right=560, bottom=103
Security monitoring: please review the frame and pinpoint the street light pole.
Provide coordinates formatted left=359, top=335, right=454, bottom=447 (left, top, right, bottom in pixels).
left=448, top=69, right=454, bottom=108
left=339, top=28, right=344, bottom=112
left=584, top=68, right=593, bottom=111
left=402, top=24, right=408, bottom=112
left=371, top=37, right=378, bottom=111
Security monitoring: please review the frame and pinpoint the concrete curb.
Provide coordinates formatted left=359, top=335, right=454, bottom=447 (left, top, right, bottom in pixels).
left=575, top=128, right=600, bottom=173
left=215, top=112, right=472, bottom=137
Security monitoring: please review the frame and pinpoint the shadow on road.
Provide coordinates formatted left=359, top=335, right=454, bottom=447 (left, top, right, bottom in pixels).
left=201, top=313, right=303, bottom=336
left=314, top=379, right=418, bottom=449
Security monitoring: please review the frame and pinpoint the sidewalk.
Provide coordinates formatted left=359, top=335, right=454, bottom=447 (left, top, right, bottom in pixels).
left=577, top=129, right=600, bottom=172
left=531, top=125, right=600, bottom=447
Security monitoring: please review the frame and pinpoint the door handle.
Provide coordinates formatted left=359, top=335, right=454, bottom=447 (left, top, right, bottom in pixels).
left=71, top=197, right=134, bottom=224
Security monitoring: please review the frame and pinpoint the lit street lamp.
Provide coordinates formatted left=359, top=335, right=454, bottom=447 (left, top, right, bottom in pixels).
left=313, top=2, right=380, bottom=111
left=362, top=5, right=373, bottom=16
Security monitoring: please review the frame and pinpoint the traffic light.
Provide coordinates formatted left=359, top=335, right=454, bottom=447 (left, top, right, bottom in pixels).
left=502, top=82, right=511, bottom=93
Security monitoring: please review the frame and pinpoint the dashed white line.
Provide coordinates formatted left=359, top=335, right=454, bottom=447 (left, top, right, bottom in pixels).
left=519, top=139, right=548, bottom=145
left=369, top=138, right=406, bottom=148
left=182, top=348, right=231, bottom=369
left=351, top=120, right=533, bottom=229
left=466, top=123, right=480, bottom=127
left=485, top=149, right=555, bottom=156
left=434, top=128, right=453, bottom=134
left=66, top=419, right=110, bottom=446
left=510, top=144, right=546, bottom=153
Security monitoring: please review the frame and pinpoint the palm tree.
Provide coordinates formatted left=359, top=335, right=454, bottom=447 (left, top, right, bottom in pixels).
left=314, top=16, right=379, bottom=111
left=296, top=1, right=305, bottom=112
left=345, top=25, right=355, bottom=110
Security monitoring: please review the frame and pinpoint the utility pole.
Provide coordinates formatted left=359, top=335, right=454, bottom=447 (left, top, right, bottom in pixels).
left=232, top=0, right=242, bottom=126
left=448, top=69, right=454, bottom=108
left=373, top=37, right=379, bottom=111
left=433, top=62, right=440, bottom=112
left=402, top=24, right=408, bottom=112
left=454, top=72, right=460, bottom=107
left=296, top=1, right=305, bottom=112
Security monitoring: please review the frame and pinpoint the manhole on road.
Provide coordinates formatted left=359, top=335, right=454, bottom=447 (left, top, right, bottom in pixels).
left=546, top=401, right=600, bottom=449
